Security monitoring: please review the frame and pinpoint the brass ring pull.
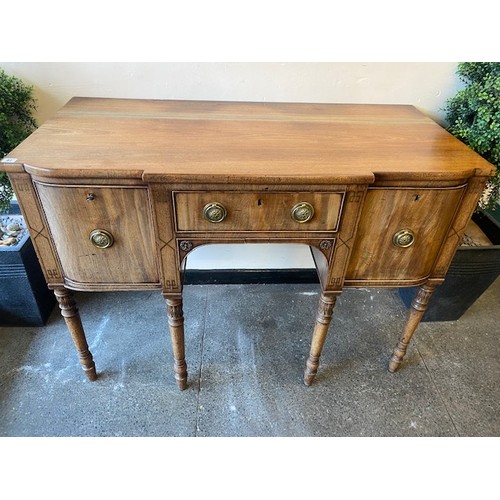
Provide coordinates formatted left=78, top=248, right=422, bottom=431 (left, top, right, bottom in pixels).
left=393, top=229, right=415, bottom=248
left=89, top=229, right=114, bottom=249
left=291, top=202, right=314, bottom=223
left=203, top=202, right=227, bottom=223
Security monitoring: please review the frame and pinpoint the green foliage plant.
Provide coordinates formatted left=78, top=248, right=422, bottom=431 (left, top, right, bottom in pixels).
left=0, top=69, right=37, bottom=213
left=443, top=62, right=500, bottom=211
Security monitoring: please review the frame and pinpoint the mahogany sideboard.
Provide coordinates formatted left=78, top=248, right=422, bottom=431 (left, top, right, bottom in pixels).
left=1, top=98, right=495, bottom=390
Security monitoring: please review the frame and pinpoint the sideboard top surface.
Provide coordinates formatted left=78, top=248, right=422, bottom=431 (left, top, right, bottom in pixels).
left=4, top=97, right=495, bottom=182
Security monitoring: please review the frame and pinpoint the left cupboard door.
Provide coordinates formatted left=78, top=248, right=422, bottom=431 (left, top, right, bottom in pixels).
left=35, top=183, right=160, bottom=288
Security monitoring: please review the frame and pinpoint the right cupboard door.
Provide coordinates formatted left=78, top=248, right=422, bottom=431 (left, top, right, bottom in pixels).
left=345, top=185, right=466, bottom=285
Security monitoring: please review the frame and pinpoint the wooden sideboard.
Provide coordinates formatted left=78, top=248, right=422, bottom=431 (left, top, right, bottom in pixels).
left=1, top=98, right=495, bottom=390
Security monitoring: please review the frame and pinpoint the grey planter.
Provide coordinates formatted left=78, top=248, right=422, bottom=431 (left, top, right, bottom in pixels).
left=399, top=209, right=500, bottom=321
left=0, top=203, right=56, bottom=326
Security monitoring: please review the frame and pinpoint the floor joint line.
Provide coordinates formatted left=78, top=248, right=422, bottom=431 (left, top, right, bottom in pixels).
left=194, top=288, right=209, bottom=437
left=415, top=342, right=461, bottom=436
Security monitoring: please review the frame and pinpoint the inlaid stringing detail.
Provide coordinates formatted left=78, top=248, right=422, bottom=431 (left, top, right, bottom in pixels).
left=348, top=191, right=363, bottom=203
left=14, top=181, right=31, bottom=192
left=8, top=174, right=63, bottom=284
left=329, top=276, right=343, bottom=288
left=164, top=280, right=178, bottom=290
left=46, top=268, right=61, bottom=279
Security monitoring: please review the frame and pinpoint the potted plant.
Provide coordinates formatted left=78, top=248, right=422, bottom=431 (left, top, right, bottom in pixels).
left=399, top=62, right=500, bottom=321
left=0, top=69, right=56, bottom=326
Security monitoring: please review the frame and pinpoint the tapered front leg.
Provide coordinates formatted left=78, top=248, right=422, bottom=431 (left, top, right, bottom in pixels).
left=164, top=295, right=188, bottom=390
left=304, top=292, right=338, bottom=386
left=54, top=288, right=97, bottom=381
left=389, top=283, right=438, bottom=372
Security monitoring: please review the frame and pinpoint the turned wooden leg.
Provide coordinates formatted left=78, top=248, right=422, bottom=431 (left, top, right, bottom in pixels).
left=165, top=295, right=188, bottom=390
left=389, top=283, right=437, bottom=373
left=304, top=293, right=338, bottom=386
left=54, top=288, right=97, bottom=381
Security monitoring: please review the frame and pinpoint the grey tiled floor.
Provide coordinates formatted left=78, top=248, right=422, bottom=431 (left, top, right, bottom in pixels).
left=1, top=279, right=499, bottom=436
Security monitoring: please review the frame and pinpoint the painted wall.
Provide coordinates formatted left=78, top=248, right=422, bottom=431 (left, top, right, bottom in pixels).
left=0, top=62, right=462, bottom=269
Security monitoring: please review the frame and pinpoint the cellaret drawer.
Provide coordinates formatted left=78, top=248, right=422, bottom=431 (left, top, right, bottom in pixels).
left=174, top=191, right=344, bottom=232
left=345, top=185, right=467, bottom=283
left=35, top=183, right=159, bottom=286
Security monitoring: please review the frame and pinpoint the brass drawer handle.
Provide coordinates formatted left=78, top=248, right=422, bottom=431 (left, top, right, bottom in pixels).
left=203, top=202, right=227, bottom=223
left=89, top=229, right=114, bottom=249
left=291, top=202, right=314, bottom=223
left=393, top=229, right=415, bottom=248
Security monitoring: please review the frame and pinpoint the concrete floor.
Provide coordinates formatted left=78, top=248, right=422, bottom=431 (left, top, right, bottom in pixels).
left=1, top=279, right=499, bottom=437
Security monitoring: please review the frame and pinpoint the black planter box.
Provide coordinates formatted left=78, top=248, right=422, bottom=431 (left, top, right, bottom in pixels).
left=399, top=210, right=500, bottom=321
left=0, top=205, right=56, bottom=327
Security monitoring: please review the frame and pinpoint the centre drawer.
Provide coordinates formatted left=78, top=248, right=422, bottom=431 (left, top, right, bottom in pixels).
left=174, top=191, right=344, bottom=232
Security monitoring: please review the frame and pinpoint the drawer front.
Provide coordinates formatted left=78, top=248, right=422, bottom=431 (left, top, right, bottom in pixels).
left=174, top=191, right=344, bottom=232
left=36, top=183, right=159, bottom=285
left=346, top=186, right=466, bottom=282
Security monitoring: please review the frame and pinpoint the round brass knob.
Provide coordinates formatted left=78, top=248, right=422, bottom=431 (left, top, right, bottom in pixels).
left=291, top=202, right=314, bottom=223
left=89, top=229, right=114, bottom=249
left=203, top=202, right=227, bottom=223
left=393, top=229, right=415, bottom=248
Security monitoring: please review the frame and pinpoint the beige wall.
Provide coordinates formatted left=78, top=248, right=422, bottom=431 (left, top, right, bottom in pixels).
left=1, top=62, right=460, bottom=126
left=1, top=62, right=461, bottom=269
